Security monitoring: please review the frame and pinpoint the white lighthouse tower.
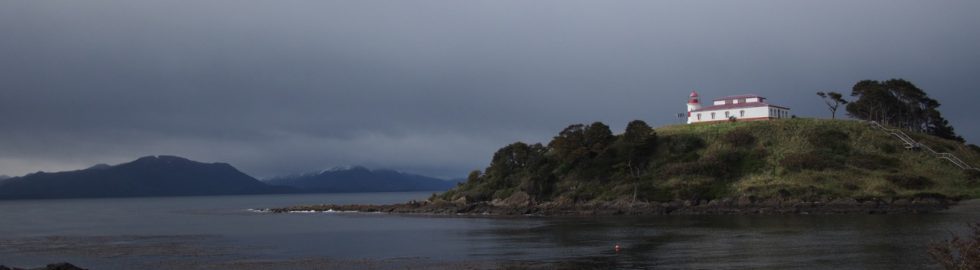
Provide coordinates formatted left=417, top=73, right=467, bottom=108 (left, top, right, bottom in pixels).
left=686, top=90, right=701, bottom=124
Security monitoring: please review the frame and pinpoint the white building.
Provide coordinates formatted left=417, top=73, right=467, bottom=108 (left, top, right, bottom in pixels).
left=686, top=91, right=790, bottom=124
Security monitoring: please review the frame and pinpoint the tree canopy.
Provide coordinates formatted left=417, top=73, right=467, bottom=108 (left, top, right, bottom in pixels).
left=845, top=79, right=963, bottom=142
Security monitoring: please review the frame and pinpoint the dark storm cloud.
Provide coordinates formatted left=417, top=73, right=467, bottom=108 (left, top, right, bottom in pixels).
left=2, top=0, right=979, bottom=178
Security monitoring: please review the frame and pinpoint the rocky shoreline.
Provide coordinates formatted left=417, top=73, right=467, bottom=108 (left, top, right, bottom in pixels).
left=266, top=192, right=953, bottom=216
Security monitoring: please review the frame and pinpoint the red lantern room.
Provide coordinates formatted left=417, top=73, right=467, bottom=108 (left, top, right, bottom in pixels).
left=688, top=90, right=700, bottom=104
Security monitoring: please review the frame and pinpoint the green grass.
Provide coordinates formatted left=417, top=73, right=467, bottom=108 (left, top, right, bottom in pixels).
left=657, top=118, right=980, bottom=200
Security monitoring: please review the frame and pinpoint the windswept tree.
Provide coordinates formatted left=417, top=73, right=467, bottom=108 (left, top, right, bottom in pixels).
left=845, top=79, right=963, bottom=142
left=816, top=91, right=848, bottom=119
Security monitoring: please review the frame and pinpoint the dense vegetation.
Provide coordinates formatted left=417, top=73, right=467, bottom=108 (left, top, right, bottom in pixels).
left=846, top=79, right=963, bottom=142
left=438, top=119, right=980, bottom=204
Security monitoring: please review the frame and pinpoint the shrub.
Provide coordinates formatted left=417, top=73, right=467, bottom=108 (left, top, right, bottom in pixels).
left=706, top=149, right=765, bottom=179
left=848, top=153, right=900, bottom=170
left=463, top=188, right=493, bottom=202
left=493, top=187, right=516, bottom=200
left=661, top=161, right=713, bottom=178
left=721, top=129, right=756, bottom=147
left=660, top=149, right=749, bottom=179
left=569, top=182, right=606, bottom=202
left=665, top=178, right=727, bottom=201
left=876, top=142, right=898, bottom=154
left=928, top=223, right=980, bottom=270
left=969, top=144, right=980, bottom=154
left=665, top=135, right=705, bottom=154
left=966, top=170, right=980, bottom=185
left=808, top=129, right=850, bottom=155
left=886, top=174, right=934, bottom=190
left=781, top=152, right=843, bottom=171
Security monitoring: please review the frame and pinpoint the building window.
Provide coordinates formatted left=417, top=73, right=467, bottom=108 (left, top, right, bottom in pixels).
left=725, top=111, right=730, bottom=118
left=697, top=113, right=701, bottom=120
left=711, top=112, right=716, bottom=119
left=740, top=110, right=745, bottom=117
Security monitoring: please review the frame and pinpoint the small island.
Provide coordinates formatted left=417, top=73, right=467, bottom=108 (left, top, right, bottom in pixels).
left=271, top=118, right=978, bottom=215
left=272, top=82, right=980, bottom=216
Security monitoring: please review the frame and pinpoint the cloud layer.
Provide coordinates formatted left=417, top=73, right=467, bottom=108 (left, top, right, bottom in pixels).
left=2, top=1, right=979, bottom=178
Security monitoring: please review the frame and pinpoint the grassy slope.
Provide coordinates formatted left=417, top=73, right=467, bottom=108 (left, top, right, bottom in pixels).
left=440, top=118, right=980, bottom=204
left=655, top=119, right=980, bottom=200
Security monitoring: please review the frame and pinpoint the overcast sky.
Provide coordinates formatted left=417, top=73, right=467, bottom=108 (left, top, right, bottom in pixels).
left=1, top=1, right=979, bottom=179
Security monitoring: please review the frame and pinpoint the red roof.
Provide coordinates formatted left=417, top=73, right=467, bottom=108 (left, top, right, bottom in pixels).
left=692, top=102, right=788, bottom=112
left=712, top=94, right=763, bottom=101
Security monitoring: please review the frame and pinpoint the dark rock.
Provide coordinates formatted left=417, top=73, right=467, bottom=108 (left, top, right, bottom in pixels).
left=39, top=263, right=87, bottom=270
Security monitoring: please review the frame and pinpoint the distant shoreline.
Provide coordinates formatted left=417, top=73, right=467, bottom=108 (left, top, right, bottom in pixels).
left=265, top=196, right=953, bottom=216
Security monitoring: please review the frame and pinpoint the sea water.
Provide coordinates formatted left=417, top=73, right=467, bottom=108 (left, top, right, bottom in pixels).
left=0, top=192, right=976, bottom=269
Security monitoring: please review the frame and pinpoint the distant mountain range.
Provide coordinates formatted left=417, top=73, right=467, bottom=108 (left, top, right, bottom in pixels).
left=265, top=166, right=460, bottom=193
left=0, top=156, right=459, bottom=200
left=0, top=156, right=292, bottom=200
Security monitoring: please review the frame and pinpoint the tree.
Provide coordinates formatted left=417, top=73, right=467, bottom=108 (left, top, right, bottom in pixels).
left=620, top=120, right=657, bottom=177
left=845, top=79, right=963, bottom=142
left=548, top=124, right=588, bottom=166
left=584, top=122, right=614, bottom=152
left=619, top=120, right=658, bottom=202
left=816, top=91, right=848, bottom=119
left=487, top=142, right=549, bottom=196
left=548, top=122, right=615, bottom=170
left=623, top=120, right=653, bottom=145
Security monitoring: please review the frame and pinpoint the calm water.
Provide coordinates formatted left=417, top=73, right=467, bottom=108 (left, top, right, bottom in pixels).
left=1, top=192, right=977, bottom=269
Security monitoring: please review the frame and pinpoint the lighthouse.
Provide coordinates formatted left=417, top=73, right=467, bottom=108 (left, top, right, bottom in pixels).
left=685, top=91, right=792, bottom=124
left=686, top=90, right=701, bottom=124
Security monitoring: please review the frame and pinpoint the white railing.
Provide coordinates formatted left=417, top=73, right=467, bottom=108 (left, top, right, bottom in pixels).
left=868, top=121, right=979, bottom=171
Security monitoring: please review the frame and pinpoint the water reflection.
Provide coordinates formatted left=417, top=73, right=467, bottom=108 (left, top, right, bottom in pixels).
left=465, top=213, right=961, bottom=269
left=0, top=193, right=975, bottom=270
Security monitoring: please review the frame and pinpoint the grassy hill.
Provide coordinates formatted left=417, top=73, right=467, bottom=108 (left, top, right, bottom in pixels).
left=438, top=119, right=980, bottom=205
